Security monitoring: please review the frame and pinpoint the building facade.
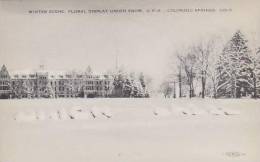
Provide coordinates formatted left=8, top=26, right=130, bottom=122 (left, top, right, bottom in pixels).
left=0, top=65, right=113, bottom=99
left=0, top=65, right=12, bottom=98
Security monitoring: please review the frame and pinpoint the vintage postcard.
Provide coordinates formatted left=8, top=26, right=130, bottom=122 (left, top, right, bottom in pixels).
left=0, top=0, right=259, bottom=162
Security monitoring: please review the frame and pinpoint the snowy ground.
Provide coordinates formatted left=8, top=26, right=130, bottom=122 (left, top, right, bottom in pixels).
left=0, top=98, right=259, bottom=162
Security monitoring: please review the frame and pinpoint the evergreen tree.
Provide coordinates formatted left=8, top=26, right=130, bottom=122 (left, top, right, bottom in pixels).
left=216, top=31, right=252, bottom=98
left=22, top=80, right=31, bottom=98
left=139, top=72, right=146, bottom=90
left=112, top=68, right=126, bottom=97
left=248, top=46, right=260, bottom=98
left=123, top=77, right=132, bottom=97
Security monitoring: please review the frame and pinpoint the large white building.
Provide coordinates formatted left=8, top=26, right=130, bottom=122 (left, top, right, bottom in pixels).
left=0, top=65, right=113, bottom=99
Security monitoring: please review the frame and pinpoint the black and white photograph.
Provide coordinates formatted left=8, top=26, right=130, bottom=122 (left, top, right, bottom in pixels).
left=0, top=0, right=260, bottom=162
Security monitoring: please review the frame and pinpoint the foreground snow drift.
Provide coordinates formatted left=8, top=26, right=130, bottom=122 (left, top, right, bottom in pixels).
left=14, top=106, right=113, bottom=122
left=0, top=98, right=259, bottom=162
left=13, top=103, right=240, bottom=122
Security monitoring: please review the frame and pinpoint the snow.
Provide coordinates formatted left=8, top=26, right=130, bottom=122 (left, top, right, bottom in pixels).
left=0, top=98, right=259, bottom=162
left=14, top=111, right=36, bottom=122
left=153, top=107, right=171, bottom=116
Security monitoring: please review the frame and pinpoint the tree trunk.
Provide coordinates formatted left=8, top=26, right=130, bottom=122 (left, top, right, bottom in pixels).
left=234, top=78, right=237, bottom=98
left=213, top=86, right=217, bottom=98
left=189, top=77, right=194, bottom=98
left=211, top=77, right=217, bottom=98
left=201, top=77, right=205, bottom=98
left=179, top=68, right=182, bottom=98
left=173, top=81, right=176, bottom=98
left=201, top=71, right=206, bottom=98
left=189, top=68, right=194, bottom=98
left=189, top=83, right=192, bottom=98
left=253, top=76, right=257, bottom=98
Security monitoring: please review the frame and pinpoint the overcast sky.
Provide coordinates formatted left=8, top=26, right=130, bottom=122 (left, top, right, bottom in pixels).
left=0, top=0, right=260, bottom=86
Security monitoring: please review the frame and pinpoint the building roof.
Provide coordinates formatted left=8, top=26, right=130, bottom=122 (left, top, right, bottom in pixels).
left=2, top=65, right=113, bottom=80
left=0, top=65, right=10, bottom=79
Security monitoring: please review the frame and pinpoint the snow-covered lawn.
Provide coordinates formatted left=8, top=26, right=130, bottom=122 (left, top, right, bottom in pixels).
left=0, top=98, right=259, bottom=162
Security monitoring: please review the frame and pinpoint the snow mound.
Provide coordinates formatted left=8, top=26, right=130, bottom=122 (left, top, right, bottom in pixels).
left=180, top=109, right=193, bottom=115
left=222, top=108, right=241, bottom=115
left=207, top=105, right=224, bottom=115
left=35, top=110, right=46, bottom=120
left=69, top=109, right=91, bottom=120
left=187, top=104, right=207, bottom=116
left=14, top=112, right=36, bottom=122
left=89, top=107, right=100, bottom=119
left=99, top=107, right=113, bottom=119
left=170, top=105, right=186, bottom=115
left=68, top=106, right=113, bottom=120
left=170, top=103, right=197, bottom=116
left=57, top=109, right=70, bottom=120
left=13, top=106, right=113, bottom=122
left=89, top=106, right=112, bottom=119
left=48, top=111, right=60, bottom=120
left=153, top=107, right=171, bottom=117
left=67, top=107, right=90, bottom=120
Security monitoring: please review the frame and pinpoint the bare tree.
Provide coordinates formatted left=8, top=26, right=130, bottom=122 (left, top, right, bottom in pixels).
left=177, top=65, right=183, bottom=97
left=207, top=50, right=221, bottom=98
left=193, top=40, right=215, bottom=98
left=169, top=50, right=184, bottom=98
left=160, top=80, right=173, bottom=98
left=177, top=50, right=197, bottom=98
